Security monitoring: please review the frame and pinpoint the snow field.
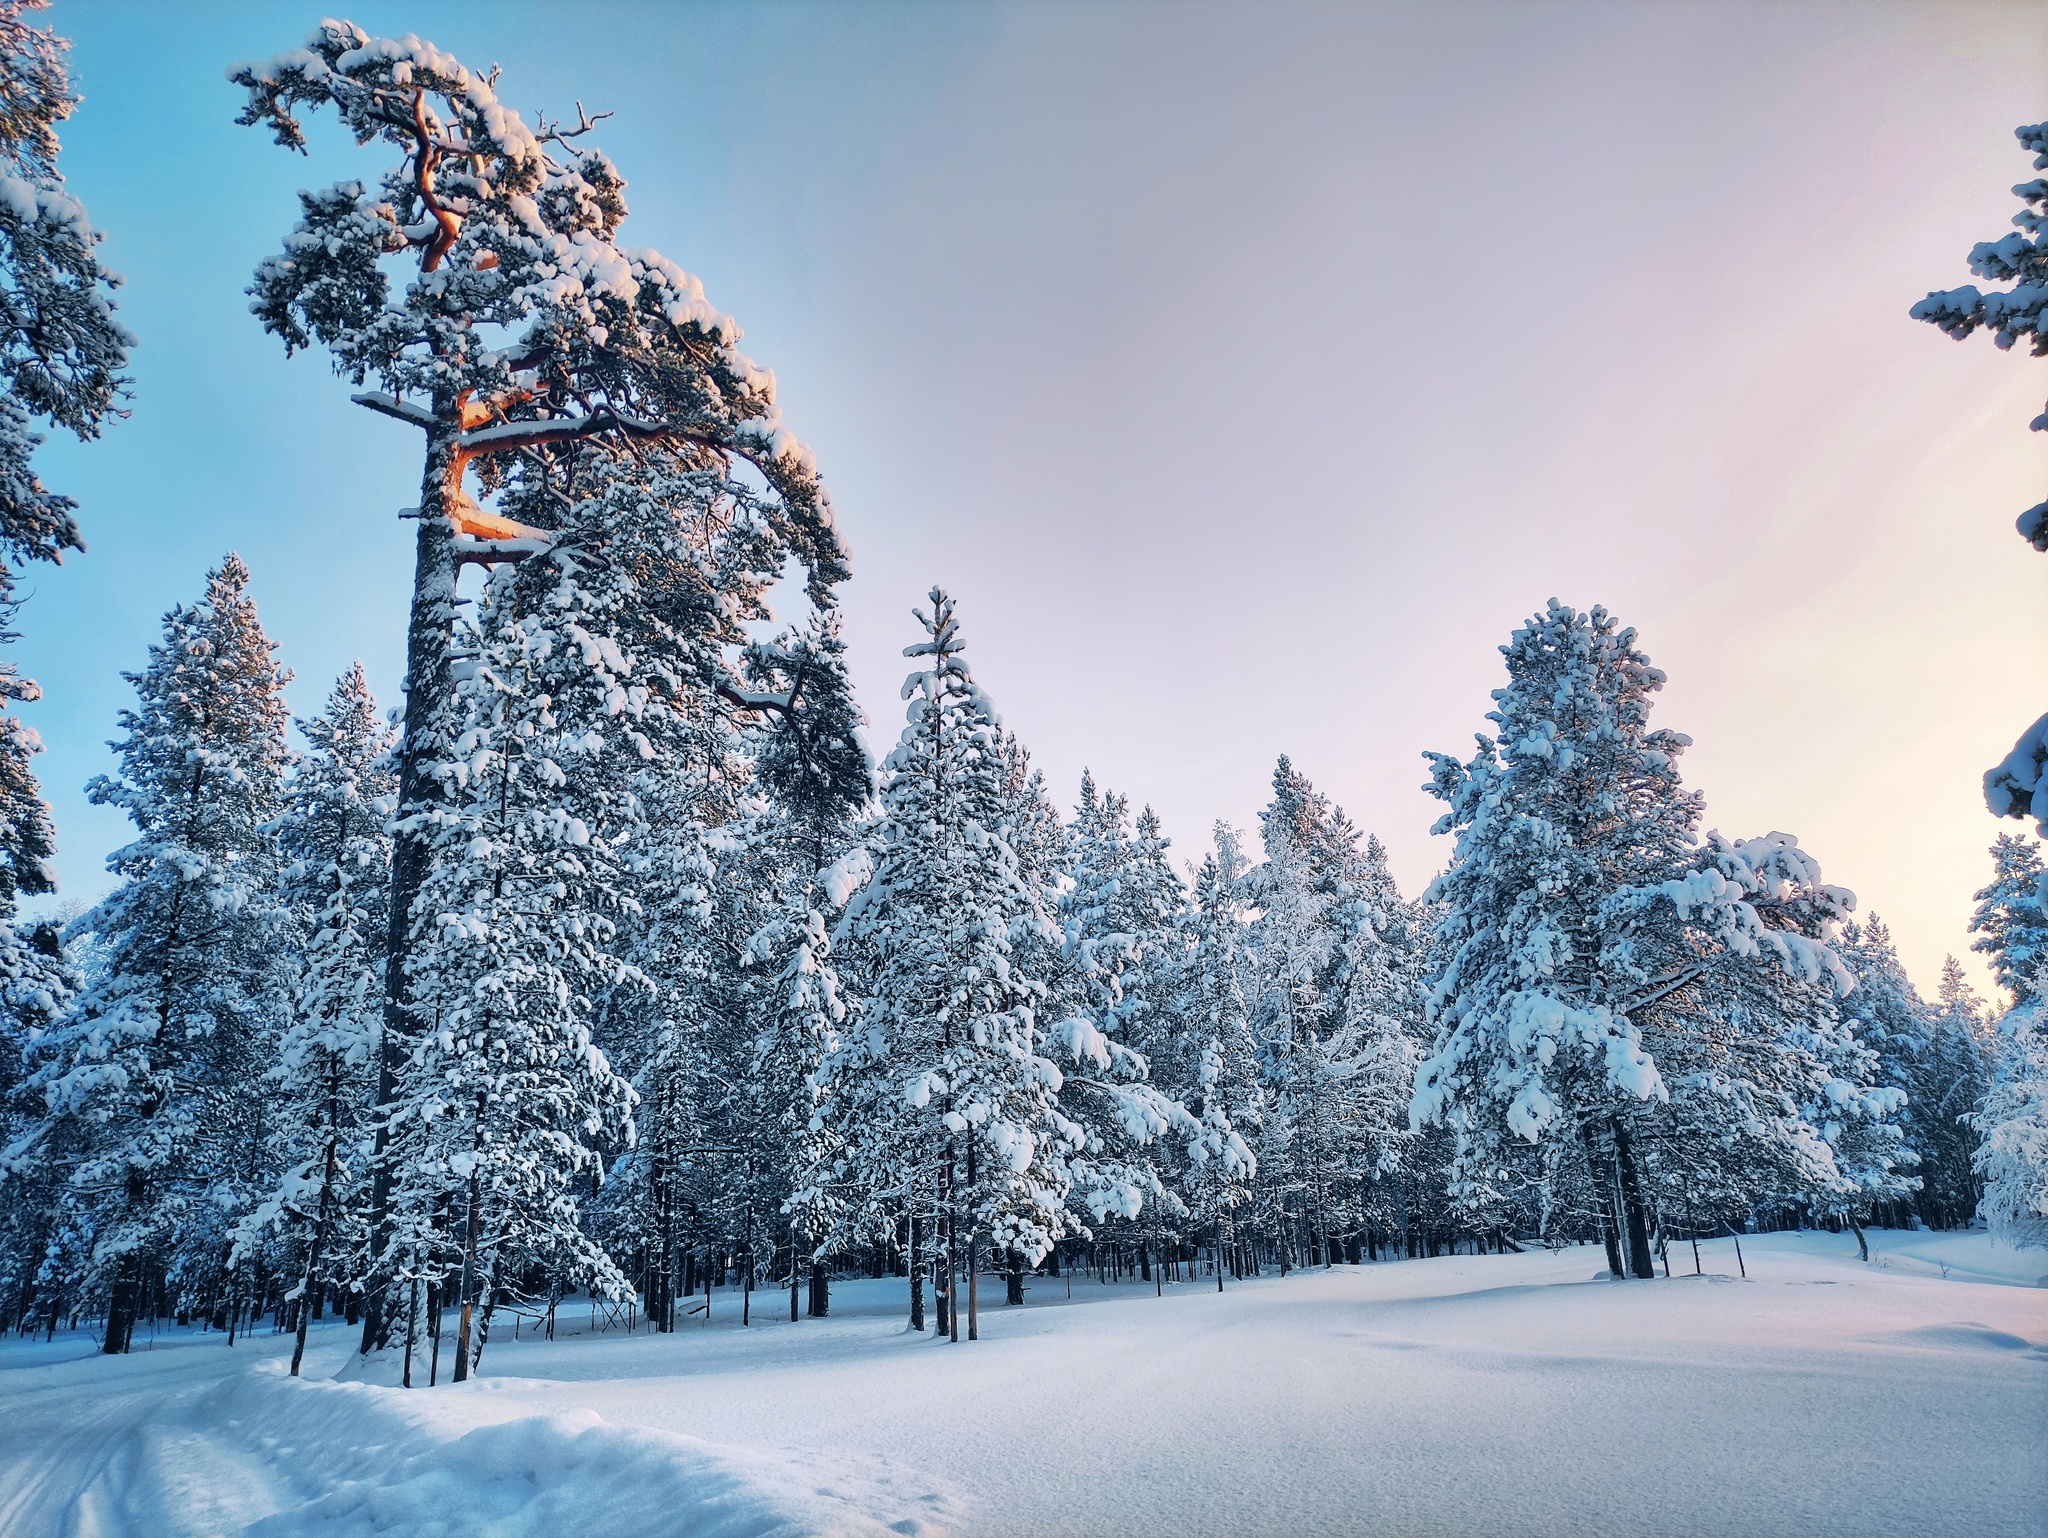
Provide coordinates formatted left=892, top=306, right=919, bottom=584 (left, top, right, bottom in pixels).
left=1, top=1230, right=2041, bottom=1538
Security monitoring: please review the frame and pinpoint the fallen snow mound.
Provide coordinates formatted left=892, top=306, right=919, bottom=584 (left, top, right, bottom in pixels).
left=256, top=1406, right=935, bottom=1538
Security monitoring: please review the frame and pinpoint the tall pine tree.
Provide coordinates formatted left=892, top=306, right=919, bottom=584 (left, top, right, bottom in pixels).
left=12, top=556, right=289, bottom=1351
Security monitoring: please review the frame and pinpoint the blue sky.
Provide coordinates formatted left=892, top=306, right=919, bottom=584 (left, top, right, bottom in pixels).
left=18, top=1, right=2048, bottom=996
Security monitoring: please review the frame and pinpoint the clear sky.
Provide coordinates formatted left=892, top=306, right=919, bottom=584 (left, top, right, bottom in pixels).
left=16, top=1, right=2047, bottom=1000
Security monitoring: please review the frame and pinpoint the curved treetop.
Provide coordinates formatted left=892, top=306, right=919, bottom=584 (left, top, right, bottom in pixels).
left=230, top=19, right=845, bottom=596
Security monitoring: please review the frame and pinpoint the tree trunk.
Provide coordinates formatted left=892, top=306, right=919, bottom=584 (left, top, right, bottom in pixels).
left=365, top=416, right=465, bottom=1355
left=451, top=1154, right=483, bottom=1383
left=1610, top=1117, right=1656, bottom=1280
left=908, top=1211, right=925, bottom=1331
left=808, top=1263, right=829, bottom=1318
left=967, top=1232, right=979, bottom=1341
left=1006, top=1249, right=1024, bottom=1306
left=946, top=1148, right=960, bottom=1343
left=103, top=1251, right=138, bottom=1356
left=291, top=1134, right=340, bottom=1378
left=1580, top=1122, right=1626, bottom=1278
left=401, top=1273, right=419, bottom=1389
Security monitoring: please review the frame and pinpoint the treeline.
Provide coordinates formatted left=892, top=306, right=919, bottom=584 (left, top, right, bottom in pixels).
left=0, top=564, right=2011, bottom=1372
left=0, top=16, right=2040, bottom=1384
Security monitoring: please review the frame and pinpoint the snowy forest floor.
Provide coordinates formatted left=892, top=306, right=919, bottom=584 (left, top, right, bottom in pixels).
left=1, top=1231, right=2042, bottom=1538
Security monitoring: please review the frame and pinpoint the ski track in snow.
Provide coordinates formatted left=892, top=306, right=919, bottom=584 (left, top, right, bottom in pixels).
left=1, top=1231, right=2042, bottom=1538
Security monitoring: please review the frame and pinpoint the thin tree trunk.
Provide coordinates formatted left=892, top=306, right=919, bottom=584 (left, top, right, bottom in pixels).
left=428, top=1282, right=442, bottom=1386
left=291, top=1132, right=340, bottom=1378
left=451, top=1152, right=482, bottom=1383
left=402, top=1272, right=419, bottom=1389
left=908, top=1209, right=925, bottom=1331
left=967, top=1233, right=979, bottom=1341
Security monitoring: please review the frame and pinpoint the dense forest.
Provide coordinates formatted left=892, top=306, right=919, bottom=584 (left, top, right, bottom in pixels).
left=0, top=11, right=2042, bottom=1385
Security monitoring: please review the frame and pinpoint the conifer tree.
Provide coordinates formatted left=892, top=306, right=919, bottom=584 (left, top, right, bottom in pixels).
left=233, top=23, right=848, bottom=1346
left=1911, top=122, right=2048, bottom=836
left=1972, top=994, right=2048, bottom=1247
left=823, top=591, right=1181, bottom=1337
left=1909, top=959, right=1994, bottom=1228
left=1176, top=825, right=1263, bottom=1278
left=10, top=556, right=290, bottom=1351
left=1971, top=834, right=2048, bottom=1003
left=0, top=0, right=130, bottom=940
left=382, top=540, right=648, bottom=1381
left=233, top=664, right=396, bottom=1374
left=0, top=911, right=76, bottom=1327
left=1048, top=776, right=1193, bottom=1272
left=1415, top=603, right=1874, bottom=1277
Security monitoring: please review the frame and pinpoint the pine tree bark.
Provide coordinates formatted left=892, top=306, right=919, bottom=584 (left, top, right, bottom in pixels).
left=1610, top=1117, right=1656, bottom=1279
left=103, top=1167, right=149, bottom=1355
left=1580, top=1122, right=1627, bottom=1277
left=363, top=418, right=466, bottom=1355
left=964, top=1138, right=978, bottom=1340
left=103, top=1251, right=138, bottom=1356
left=946, top=1148, right=960, bottom=1343
left=808, top=1262, right=829, bottom=1318
left=451, top=1145, right=483, bottom=1383
left=908, top=1210, right=925, bottom=1331
left=291, top=1129, right=340, bottom=1377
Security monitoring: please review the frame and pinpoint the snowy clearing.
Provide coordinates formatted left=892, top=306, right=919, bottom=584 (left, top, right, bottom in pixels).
left=2, top=1230, right=2042, bottom=1538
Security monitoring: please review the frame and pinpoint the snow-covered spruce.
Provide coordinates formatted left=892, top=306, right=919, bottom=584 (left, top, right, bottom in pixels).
left=1966, top=829, right=2048, bottom=1247
left=380, top=539, right=651, bottom=1384
left=819, top=590, right=1185, bottom=1338
left=231, top=664, right=396, bottom=1375
left=8, top=556, right=290, bottom=1352
left=1414, top=601, right=1908, bottom=1276
left=1972, top=833, right=2048, bottom=1003
left=1973, top=989, right=2048, bottom=1248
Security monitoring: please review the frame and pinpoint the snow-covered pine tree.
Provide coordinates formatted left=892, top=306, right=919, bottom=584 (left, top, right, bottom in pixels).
left=381, top=537, right=650, bottom=1382
left=0, top=909, right=76, bottom=1329
left=9, top=556, right=289, bottom=1352
left=823, top=589, right=1053, bottom=1339
left=233, top=664, right=395, bottom=1375
left=1329, top=833, right=1428, bottom=1254
left=823, top=591, right=1182, bottom=1338
left=1962, top=839, right=2048, bottom=1245
left=1241, top=760, right=1425, bottom=1267
left=1972, top=988, right=2048, bottom=1247
left=519, top=443, right=865, bottom=1333
left=1175, top=825, right=1263, bottom=1282
left=233, top=23, right=847, bottom=1345
left=1836, top=919, right=1938, bottom=1228
left=1909, top=958, right=1994, bottom=1229
left=0, top=0, right=130, bottom=943
left=1414, top=603, right=1870, bottom=1279
left=1912, top=122, right=2048, bottom=841
left=733, top=609, right=871, bottom=1321
left=1046, top=776, right=1193, bottom=1282
left=1972, top=833, right=2048, bottom=1004
left=1588, top=829, right=1912, bottom=1259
